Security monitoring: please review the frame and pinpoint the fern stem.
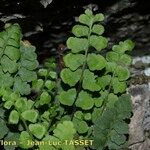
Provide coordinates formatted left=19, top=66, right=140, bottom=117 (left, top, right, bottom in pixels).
left=31, top=68, right=53, bottom=109
left=101, top=71, right=116, bottom=114
left=71, top=22, right=93, bottom=119
left=17, top=108, right=34, bottom=139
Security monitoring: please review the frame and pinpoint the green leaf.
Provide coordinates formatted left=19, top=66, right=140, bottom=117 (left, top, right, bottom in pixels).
left=0, top=118, right=9, bottom=139
left=41, top=111, right=50, bottom=120
left=119, top=54, right=132, bottom=66
left=84, top=113, right=91, bottom=121
left=38, top=68, right=48, bottom=77
left=42, top=121, right=50, bottom=131
left=18, top=67, right=37, bottom=82
left=32, top=79, right=44, bottom=91
left=72, top=25, right=89, bottom=37
left=112, top=45, right=123, bottom=54
left=112, top=40, right=135, bottom=54
left=112, top=77, right=127, bottom=94
left=106, top=62, right=117, bottom=73
left=39, top=91, right=51, bottom=105
left=97, top=75, right=111, bottom=90
left=46, top=121, right=76, bottom=150
left=0, top=88, right=13, bottom=101
left=1, top=55, right=18, bottom=73
left=8, top=33, right=20, bottom=42
left=0, top=24, right=21, bottom=63
left=93, top=108, right=129, bottom=150
left=73, top=117, right=89, bottom=134
left=0, top=107, right=5, bottom=118
left=20, top=42, right=37, bottom=61
left=60, top=115, right=71, bottom=122
left=79, top=14, right=91, bottom=26
left=0, top=37, right=5, bottom=49
left=20, top=59, right=38, bottom=70
left=74, top=111, right=84, bottom=120
left=0, top=73, right=14, bottom=88
left=39, top=135, right=57, bottom=150
left=94, top=98, right=103, bottom=107
left=122, top=39, right=135, bottom=51
left=49, top=71, right=57, bottom=79
left=76, top=91, right=94, bottom=110
left=64, top=53, right=85, bottom=71
left=0, top=66, right=4, bottom=74
left=20, top=41, right=37, bottom=55
left=82, top=69, right=100, bottom=91
left=93, top=13, right=105, bottom=22
left=113, top=121, right=129, bottom=134
left=92, top=107, right=103, bottom=123
left=9, top=110, right=19, bottom=124
left=87, top=54, right=106, bottom=71
left=106, top=52, right=119, bottom=62
left=13, top=77, right=31, bottom=95
left=27, top=100, right=34, bottom=109
left=90, top=35, right=108, bottom=51
left=116, top=66, right=130, bottom=81
left=10, top=92, right=20, bottom=101
left=53, top=121, right=76, bottom=140
left=61, top=68, right=82, bottom=86
left=19, top=131, right=33, bottom=149
left=6, top=23, right=21, bottom=36
left=93, top=94, right=132, bottom=150
left=58, top=88, right=76, bottom=106
left=92, top=24, right=104, bottom=35
left=21, top=109, right=39, bottom=123
left=0, top=25, right=21, bottom=76
left=85, top=9, right=93, bottom=17
left=29, top=123, right=46, bottom=139
left=6, top=38, right=19, bottom=48
left=4, top=100, right=14, bottom=109
left=108, top=130, right=127, bottom=149
left=106, top=93, right=118, bottom=108
left=15, top=98, right=28, bottom=112
left=67, top=37, right=88, bottom=53
left=4, top=132, right=20, bottom=150
left=44, top=80, right=55, bottom=90
left=115, top=94, right=132, bottom=119
left=4, top=46, right=20, bottom=60
left=0, top=49, right=3, bottom=59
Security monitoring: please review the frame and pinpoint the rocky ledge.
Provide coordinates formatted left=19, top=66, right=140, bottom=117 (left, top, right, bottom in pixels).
left=129, top=56, right=150, bottom=150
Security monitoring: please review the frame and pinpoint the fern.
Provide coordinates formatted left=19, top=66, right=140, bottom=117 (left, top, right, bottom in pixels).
left=0, top=9, right=134, bottom=150
left=93, top=94, right=132, bottom=150
left=39, top=121, right=76, bottom=150
left=58, top=9, right=134, bottom=150
left=0, top=24, right=38, bottom=95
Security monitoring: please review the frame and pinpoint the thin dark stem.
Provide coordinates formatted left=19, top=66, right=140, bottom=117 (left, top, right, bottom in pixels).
left=57, top=44, right=66, bottom=73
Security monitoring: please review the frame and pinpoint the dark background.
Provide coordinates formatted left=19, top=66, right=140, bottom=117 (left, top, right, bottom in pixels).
left=0, top=0, right=150, bottom=60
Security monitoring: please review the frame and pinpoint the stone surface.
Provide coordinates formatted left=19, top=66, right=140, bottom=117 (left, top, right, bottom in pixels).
left=128, top=84, right=150, bottom=150
left=128, top=57, right=150, bottom=150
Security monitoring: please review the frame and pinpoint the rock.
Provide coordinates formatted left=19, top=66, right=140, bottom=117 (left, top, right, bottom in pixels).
left=128, top=84, right=150, bottom=150
left=40, top=0, right=52, bottom=8
left=128, top=55, right=150, bottom=150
